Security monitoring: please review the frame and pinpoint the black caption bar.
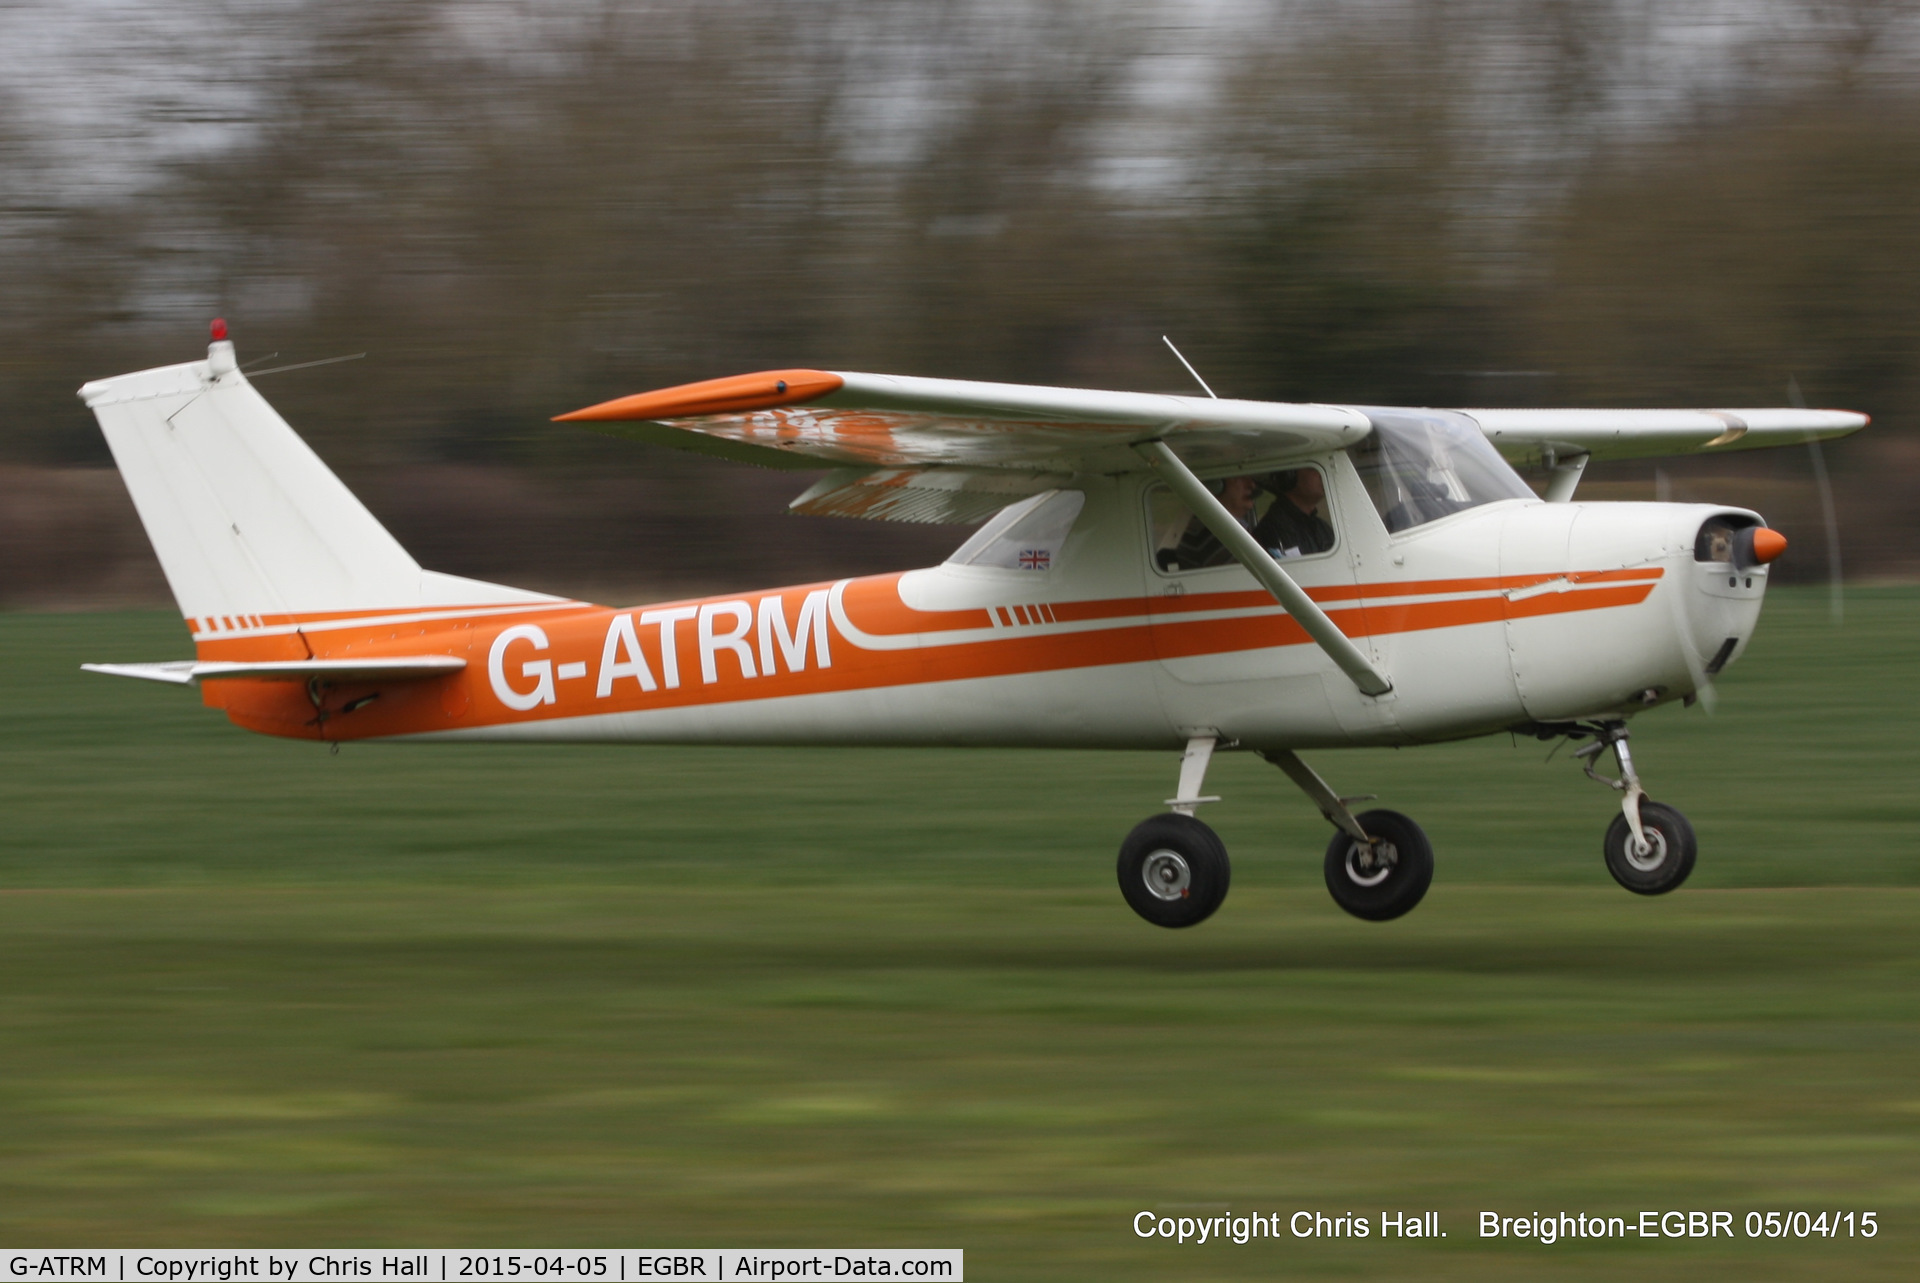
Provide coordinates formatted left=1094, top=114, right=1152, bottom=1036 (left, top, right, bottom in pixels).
left=1, top=1252, right=962, bottom=1283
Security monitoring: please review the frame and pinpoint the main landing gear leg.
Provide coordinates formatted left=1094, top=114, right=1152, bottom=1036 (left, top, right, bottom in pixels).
left=1117, top=735, right=1231, bottom=928
left=1263, top=750, right=1433, bottom=921
left=1574, top=722, right=1697, bottom=895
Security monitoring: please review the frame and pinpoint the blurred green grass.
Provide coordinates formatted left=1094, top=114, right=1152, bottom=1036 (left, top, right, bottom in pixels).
left=0, top=589, right=1916, bottom=1278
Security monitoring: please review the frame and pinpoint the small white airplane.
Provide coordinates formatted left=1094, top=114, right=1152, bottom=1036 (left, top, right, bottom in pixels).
left=80, top=322, right=1866, bottom=926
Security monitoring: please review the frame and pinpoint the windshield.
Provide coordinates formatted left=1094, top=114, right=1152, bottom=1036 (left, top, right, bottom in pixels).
left=1348, top=410, right=1534, bottom=533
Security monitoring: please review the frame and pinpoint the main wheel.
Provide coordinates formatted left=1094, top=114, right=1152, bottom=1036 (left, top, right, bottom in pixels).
left=1323, top=810, right=1433, bottom=922
left=1603, top=801, right=1696, bottom=895
left=1117, top=813, right=1231, bottom=928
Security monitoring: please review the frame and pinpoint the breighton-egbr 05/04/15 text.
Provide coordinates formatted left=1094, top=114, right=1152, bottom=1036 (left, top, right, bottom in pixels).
left=1131, top=1209, right=1882, bottom=1245
left=1482, top=1210, right=1879, bottom=1242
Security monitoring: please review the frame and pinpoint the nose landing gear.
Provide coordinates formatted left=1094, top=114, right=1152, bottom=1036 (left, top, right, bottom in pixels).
left=1555, top=720, right=1698, bottom=895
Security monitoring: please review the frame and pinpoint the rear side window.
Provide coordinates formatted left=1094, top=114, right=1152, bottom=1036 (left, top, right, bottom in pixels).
left=946, top=490, right=1086, bottom=571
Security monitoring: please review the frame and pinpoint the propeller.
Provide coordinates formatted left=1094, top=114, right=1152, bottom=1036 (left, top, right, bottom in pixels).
left=1788, top=376, right=1845, bottom=625
left=1666, top=574, right=1719, bottom=714
left=1667, top=377, right=1835, bottom=716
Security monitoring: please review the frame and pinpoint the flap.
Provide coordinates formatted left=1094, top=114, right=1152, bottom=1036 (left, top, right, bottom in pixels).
left=787, top=468, right=1070, bottom=524
left=567, top=415, right=824, bottom=472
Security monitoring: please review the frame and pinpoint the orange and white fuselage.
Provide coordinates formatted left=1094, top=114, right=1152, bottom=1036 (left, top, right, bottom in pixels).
left=191, top=485, right=1762, bottom=753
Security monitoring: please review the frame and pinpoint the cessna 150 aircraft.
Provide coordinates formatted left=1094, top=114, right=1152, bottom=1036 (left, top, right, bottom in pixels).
left=80, top=323, right=1866, bottom=926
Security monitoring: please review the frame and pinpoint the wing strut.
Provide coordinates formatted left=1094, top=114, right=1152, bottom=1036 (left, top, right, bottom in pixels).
left=1133, top=440, right=1392, bottom=697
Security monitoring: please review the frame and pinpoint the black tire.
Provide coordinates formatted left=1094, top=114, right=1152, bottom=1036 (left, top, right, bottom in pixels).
left=1603, top=801, right=1696, bottom=895
left=1323, top=809, right=1434, bottom=922
left=1117, top=813, right=1231, bottom=928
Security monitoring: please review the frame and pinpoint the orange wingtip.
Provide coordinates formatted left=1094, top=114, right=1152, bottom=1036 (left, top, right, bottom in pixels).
left=554, top=369, right=843, bottom=422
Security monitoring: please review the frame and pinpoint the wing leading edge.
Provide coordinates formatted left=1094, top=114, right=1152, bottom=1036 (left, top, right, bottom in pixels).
left=1466, top=407, right=1868, bottom=465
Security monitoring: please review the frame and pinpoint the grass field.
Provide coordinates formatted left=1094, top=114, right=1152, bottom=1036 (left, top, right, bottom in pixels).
left=1, top=589, right=1916, bottom=1279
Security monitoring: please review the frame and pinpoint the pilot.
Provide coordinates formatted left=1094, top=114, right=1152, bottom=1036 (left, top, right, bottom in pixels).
left=1252, top=468, right=1334, bottom=557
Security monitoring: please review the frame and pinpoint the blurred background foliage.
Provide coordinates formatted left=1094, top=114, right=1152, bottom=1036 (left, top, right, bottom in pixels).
left=1, top=0, right=1916, bottom=606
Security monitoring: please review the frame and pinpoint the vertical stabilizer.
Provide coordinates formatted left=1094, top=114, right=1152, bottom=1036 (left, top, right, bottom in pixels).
left=79, top=326, right=561, bottom=625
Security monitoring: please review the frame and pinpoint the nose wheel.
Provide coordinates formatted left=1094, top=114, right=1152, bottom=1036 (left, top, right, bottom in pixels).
left=1603, top=800, right=1696, bottom=894
left=1536, top=719, right=1700, bottom=896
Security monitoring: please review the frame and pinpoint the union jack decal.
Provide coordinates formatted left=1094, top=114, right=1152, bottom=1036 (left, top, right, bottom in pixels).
left=1018, top=549, right=1050, bottom=570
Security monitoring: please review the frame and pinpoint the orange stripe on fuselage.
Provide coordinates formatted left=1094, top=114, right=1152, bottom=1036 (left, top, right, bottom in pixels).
left=198, top=569, right=1662, bottom=741
left=902, top=567, right=1664, bottom=631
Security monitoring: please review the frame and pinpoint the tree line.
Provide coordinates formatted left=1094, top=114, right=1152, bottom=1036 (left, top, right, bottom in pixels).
left=2, top=0, right=1914, bottom=605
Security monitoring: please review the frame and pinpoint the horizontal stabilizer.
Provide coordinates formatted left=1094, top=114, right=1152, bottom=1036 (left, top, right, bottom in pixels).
left=82, top=661, right=199, bottom=685
left=83, top=656, right=467, bottom=685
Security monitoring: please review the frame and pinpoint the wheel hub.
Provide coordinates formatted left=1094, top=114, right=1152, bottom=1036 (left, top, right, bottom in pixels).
left=1344, top=839, right=1398, bottom=888
left=1623, top=826, right=1668, bottom=871
left=1142, top=849, right=1192, bottom=901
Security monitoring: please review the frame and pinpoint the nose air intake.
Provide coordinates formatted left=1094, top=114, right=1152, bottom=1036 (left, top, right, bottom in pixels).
left=1694, top=514, right=1786, bottom=570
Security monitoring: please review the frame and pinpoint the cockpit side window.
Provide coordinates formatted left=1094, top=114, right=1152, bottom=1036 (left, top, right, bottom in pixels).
left=1348, top=410, right=1535, bottom=534
left=1147, top=464, right=1336, bottom=574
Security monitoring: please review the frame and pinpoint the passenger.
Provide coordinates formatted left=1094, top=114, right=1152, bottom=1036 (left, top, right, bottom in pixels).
left=1162, top=475, right=1261, bottom=570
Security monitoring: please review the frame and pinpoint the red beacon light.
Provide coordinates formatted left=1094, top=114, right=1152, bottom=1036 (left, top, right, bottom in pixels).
left=205, top=317, right=236, bottom=377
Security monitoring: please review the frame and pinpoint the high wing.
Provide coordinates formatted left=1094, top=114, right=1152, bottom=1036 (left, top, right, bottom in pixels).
left=558, top=368, right=1869, bottom=522
left=558, top=369, right=1371, bottom=522
left=1465, top=407, right=1868, bottom=465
